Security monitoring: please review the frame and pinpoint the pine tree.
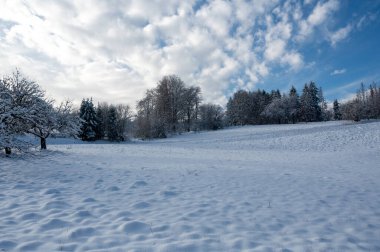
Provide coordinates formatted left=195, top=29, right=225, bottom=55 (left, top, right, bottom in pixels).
left=318, top=87, right=328, bottom=121
left=300, top=82, right=321, bottom=122
left=289, top=86, right=300, bottom=123
left=107, top=105, right=119, bottom=141
left=79, top=98, right=97, bottom=141
left=333, top=99, right=342, bottom=120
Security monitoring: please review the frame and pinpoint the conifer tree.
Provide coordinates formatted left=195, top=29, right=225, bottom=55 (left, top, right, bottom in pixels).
left=107, top=105, right=119, bottom=141
left=79, top=98, right=97, bottom=141
left=333, top=99, right=342, bottom=120
left=300, top=82, right=321, bottom=122
left=289, top=86, right=300, bottom=123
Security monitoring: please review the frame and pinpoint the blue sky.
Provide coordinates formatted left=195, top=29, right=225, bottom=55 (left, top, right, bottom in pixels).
left=0, top=0, right=379, bottom=106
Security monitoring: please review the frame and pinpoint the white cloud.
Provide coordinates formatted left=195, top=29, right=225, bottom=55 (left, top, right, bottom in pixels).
left=356, top=12, right=378, bottom=30
left=330, top=68, right=346, bottom=75
left=296, top=0, right=340, bottom=41
left=307, top=0, right=339, bottom=26
left=0, top=0, right=347, bottom=107
left=329, top=24, right=352, bottom=46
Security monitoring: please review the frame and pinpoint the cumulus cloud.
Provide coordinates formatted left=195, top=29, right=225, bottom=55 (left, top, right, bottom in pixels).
left=0, top=0, right=349, bottom=107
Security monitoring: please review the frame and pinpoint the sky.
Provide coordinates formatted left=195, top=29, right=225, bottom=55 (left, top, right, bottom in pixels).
left=0, top=0, right=379, bottom=107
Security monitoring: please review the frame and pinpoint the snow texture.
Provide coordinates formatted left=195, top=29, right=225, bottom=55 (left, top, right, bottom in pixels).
left=1, top=121, right=380, bottom=251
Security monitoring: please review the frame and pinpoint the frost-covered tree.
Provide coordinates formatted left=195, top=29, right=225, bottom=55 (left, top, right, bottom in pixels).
left=1, top=70, right=80, bottom=153
left=79, top=98, right=97, bottom=141
left=28, top=99, right=81, bottom=149
left=262, top=96, right=289, bottom=124
left=0, top=70, right=47, bottom=153
left=115, top=104, right=133, bottom=140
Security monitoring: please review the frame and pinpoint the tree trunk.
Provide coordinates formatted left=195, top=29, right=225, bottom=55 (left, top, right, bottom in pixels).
left=5, top=147, right=11, bottom=155
left=40, top=137, right=47, bottom=150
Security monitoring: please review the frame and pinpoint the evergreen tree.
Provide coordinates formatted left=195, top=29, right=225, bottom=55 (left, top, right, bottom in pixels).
left=79, top=98, right=97, bottom=141
left=107, top=105, right=119, bottom=141
left=300, top=82, right=321, bottom=122
left=318, top=87, right=328, bottom=121
left=333, top=99, right=342, bottom=120
left=289, top=86, right=300, bottom=123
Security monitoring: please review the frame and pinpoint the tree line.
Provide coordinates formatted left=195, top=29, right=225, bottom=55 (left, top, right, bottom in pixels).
left=226, top=82, right=329, bottom=125
left=1, top=69, right=380, bottom=155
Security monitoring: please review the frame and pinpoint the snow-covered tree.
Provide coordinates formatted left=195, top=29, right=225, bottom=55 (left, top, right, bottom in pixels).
left=79, top=98, right=97, bottom=141
left=262, top=96, right=288, bottom=124
left=0, top=70, right=46, bottom=154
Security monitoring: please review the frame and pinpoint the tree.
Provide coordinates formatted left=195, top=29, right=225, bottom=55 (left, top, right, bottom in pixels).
left=226, top=90, right=251, bottom=125
left=27, top=97, right=56, bottom=149
left=262, top=96, right=289, bottom=124
left=1, top=70, right=80, bottom=153
left=136, top=89, right=157, bottom=139
left=115, top=104, right=133, bottom=140
left=107, top=105, right=119, bottom=141
left=183, top=86, right=201, bottom=132
left=28, top=99, right=81, bottom=149
left=300, top=82, right=321, bottom=122
left=135, top=75, right=201, bottom=139
left=95, top=103, right=106, bottom=140
left=318, top=87, right=328, bottom=121
left=0, top=70, right=46, bottom=153
left=199, top=104, right=224, bottom=130
left=79, top=98, right=97, bottom=141
left=288, top=86, right=300, bottom=123
left=333, top=99, right=342, bottom=120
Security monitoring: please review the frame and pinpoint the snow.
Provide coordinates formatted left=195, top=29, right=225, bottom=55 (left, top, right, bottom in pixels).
left=1, top=121, right=380, bottom=251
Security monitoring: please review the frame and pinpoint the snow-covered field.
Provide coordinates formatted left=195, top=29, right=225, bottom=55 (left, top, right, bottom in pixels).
left=1, top=121, right=380, bottom=251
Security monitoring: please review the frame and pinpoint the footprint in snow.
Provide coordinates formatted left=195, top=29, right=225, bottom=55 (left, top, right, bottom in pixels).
left=83, top=197, right=97, bottom=203
left=119, top=221, right=151, bottom=234
left=160, top=190, right=178, bottom=197
left=20, top=212, right=43, bottom=221
left=69, top=227, right=96, bottom=239
left=133, top=201, right=151, bottom=209
left=44, top=188, right=61, bottom=195
left=75, top=210, right=92, bottom=218
left=130, top=180, right=148, bottom=189
left=107, top=186, right=120, bottom=192
left=43, top=200, right=71, bottom=210
left=39, top=218, right=71, bottom=231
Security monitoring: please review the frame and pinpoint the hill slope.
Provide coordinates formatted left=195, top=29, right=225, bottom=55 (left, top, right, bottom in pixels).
left=1, top=121, right=380, bottom=251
